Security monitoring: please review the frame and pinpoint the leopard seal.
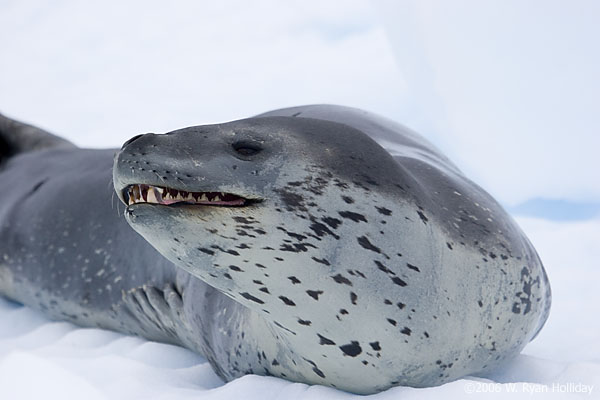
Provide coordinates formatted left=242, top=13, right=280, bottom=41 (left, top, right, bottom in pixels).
left=0, top=106, right=551, bottom=394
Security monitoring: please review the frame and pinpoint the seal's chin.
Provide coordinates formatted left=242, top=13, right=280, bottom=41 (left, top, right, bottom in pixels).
left=123, top=184, right=259, bottom=207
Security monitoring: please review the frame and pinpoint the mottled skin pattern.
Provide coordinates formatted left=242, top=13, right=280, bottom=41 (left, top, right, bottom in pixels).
left=0, top=106, right=551, bottom=394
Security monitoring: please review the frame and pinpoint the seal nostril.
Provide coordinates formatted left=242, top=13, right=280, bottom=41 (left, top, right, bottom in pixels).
left=122, top=134, right=145, bottom=149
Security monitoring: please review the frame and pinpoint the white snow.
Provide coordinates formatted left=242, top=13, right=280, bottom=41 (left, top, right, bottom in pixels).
left=1, top=217, right=598, bottom=399
left=374, top=0, right=600, bottom=206
left=1, top=1, right=599, bottom=398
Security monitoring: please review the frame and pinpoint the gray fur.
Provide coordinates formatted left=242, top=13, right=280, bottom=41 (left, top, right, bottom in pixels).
left=0, top=105, right=550, bottom=394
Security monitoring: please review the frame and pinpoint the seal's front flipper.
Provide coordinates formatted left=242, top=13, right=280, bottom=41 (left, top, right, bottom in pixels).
left=0, top=113, right=75, bottom=163
left=119, top=283, right=188, bottom=346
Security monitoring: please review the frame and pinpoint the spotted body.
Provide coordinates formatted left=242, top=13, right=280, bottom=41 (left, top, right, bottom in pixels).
left=0, top=106, right=550, bottom=394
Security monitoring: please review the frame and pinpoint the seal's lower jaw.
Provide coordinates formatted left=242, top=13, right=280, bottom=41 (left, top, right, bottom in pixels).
left=122, top=184, right=262, bottom=208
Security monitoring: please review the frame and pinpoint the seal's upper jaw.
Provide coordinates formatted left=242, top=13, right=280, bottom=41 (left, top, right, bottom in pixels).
left=112, top=122, right=275, bottom=208
left=122, top=183, right=259, bottom=207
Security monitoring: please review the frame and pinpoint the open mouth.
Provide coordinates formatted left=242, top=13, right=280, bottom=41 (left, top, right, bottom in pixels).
left=123, top=184, right=257, bottom=207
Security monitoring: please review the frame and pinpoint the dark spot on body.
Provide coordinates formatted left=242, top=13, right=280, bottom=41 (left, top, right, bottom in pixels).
left=306, top=290, right=323, bottom=300
left=274, top=321, right=296, bottom=335
left=357, top=236, right=381, bottom=253
left=406, top=263, right=420, bottom=272
left=322, top=217, right=342, bottom=229
left=391, top=276, right=407, bottom=286
left=240, top=292, right=264, bottom=304
left=279, top=296, right=296, bottom=306
left=311, top=257, right=330, bottom=266
left=198, top=248, right=215, bottom=255
left=298, top=319, right=312, bottom=326
left=338, top=211, right=367, bottom=223
left=374, top=260, right=394, bottom=275
left=340, top=341, right=362, bottom=357
left=310, top=220, right=340, bottom=239
left=369, top=341, right=381, bottom=351
left=332, top=274, right=353, bottom=286
left=276, top=189, right=304, bottom=210
left=229, top=265, right=243, bottom=272
left=233, top=216, right=256, bottom=224
left=350, top=292, right=358, bottom=305
left=276, top=227, right=307, bottom=241
left=28, top=178, right=48, bottom=195
left=280, top=243, right=316, bottom=253
left=288, top=276, right=301, bottom=284
left=401, top=327, right=412, bottom=336
left=312, top=366, right=325, bottom=378
left=387, top=318, right=397, bottom=326
left=417, top=210, right=429, bottom=224
left=342, top=196, right=354, bottom=204
left=375, top=206, right=392, bottom=216
left=318, top=334, right=336, bottom=345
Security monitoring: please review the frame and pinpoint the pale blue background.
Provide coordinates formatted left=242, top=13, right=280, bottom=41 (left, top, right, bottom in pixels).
left=1, top=0, right=598, bottom=221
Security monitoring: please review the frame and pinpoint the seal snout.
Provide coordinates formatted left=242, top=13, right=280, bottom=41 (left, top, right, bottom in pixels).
left=121, top=133, right=146, bottom=149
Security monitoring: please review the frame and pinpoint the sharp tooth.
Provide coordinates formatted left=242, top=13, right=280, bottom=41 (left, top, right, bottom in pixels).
left=199, top=193, right=208, bottom=201
left=141, top=185, right=149, bottom=202
left=154, top=187, right=163, bottom=202
left=132, top=185, right=140, bottom=201
left=214, top=195, right=221, bottom=202
left=168, top=189, right=179, bottom=200
left=146, top=188, right=157, bottom=203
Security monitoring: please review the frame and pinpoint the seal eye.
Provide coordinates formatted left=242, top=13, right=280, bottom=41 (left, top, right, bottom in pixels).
left=232, top=141, right=262, bottom=156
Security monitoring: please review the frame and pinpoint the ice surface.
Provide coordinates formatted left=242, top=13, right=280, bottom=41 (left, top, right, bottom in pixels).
left=1, top=217, right=598, bottom=399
